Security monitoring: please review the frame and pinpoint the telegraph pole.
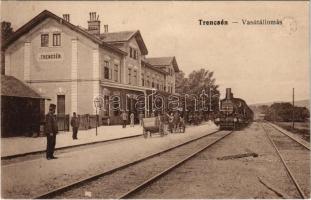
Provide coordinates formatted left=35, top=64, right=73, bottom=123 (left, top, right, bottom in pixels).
left=292, top=88, right=295, bottom=129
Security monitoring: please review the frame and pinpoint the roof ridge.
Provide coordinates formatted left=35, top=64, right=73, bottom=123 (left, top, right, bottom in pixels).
left=2, top=9, right=127, bottom=55
left=101, top=30, right=137, bottom=34
left=145, top=56, right=179, bottom=72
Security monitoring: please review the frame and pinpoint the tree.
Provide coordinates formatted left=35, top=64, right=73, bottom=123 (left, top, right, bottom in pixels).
left=1, top=21, right=14, bottom=75
left=187, top=69, right=219, bottom=110
left=176, top=68, right=220, bottom=117
left=175, top=70, right=189, bottom=94
left=294, top=107, right=310, bottom=122
left=259, top=105, right=269, bottom=114
left=264, top=102, right=310, bottom=122
left=188, top=68, right=218, bottom=94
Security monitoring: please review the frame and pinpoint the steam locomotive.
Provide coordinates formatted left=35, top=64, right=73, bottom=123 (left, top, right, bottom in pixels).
left=215, top=88, right=253, bottom=130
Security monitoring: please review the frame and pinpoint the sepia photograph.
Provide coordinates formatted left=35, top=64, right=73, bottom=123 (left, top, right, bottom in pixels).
left=0, top=1, right=309, bottom=199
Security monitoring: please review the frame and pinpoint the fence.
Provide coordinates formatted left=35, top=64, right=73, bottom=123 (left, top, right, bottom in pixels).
left=57, top=114, right=122, bottom=131
left=57, top=114, right=70, bottom=131
left=41, top=114, right=105, bottom=134
left=78, top=114, right=103, bottom=130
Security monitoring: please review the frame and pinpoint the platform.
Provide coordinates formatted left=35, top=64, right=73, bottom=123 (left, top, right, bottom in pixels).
left=1, top=125, right=143, bottom=158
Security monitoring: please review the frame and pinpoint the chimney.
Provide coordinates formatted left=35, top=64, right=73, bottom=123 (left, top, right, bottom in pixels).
left=104, top=24, right=109, bottom=33
left=225, top=88, right=232, bottom=99
left=63, top=14, right=70, bottom=22
left=88, top=12, right=100, bottom=36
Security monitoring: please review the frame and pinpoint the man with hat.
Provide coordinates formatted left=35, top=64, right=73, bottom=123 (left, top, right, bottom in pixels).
left=45, top=103, right=58, bottom=160
left=71, top=112, right=80, bottom=140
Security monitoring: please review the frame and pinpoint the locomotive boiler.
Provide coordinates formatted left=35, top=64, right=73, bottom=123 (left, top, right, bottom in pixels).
left=215, top=88, right=253, bottom=130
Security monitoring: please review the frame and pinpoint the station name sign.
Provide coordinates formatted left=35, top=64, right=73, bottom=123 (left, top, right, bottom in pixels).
left=37, top=52, right=63, bottom=61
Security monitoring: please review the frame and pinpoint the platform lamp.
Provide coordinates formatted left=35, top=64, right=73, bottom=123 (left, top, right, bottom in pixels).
left=94, top=96, right=103, bottom=136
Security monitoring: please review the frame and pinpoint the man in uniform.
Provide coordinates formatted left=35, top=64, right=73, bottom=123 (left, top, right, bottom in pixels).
left=45, top=104, right=58, bottom=160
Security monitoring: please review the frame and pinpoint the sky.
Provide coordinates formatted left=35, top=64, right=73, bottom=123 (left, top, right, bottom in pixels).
left=1, top=1, right=309, bottom=104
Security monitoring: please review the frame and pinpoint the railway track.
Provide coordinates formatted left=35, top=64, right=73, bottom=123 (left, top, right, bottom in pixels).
left=267, top=122, right=310, bottom=150
left=33, top=130, right=233, bottom=199
left=261, top=122, right=310, bottom=199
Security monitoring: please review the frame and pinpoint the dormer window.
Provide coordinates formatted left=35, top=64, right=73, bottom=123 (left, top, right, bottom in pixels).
left=41, top=34, right=49, bottom=47
left=53, top=33, right=61, bottom=46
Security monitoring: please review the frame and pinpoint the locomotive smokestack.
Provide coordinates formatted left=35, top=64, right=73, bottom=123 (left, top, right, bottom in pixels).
left=226, top=88, right=232, bottom=99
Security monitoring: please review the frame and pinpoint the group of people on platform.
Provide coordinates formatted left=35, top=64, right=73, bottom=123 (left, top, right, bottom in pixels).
left=120, top=110, right=210, bottom=129
left=44, top=103, right=210, bottom=160
left=120, top=110, right=187, bottom=133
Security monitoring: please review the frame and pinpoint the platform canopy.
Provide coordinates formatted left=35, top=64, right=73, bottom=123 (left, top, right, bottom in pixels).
left=1, top=75, right=44, bottom=99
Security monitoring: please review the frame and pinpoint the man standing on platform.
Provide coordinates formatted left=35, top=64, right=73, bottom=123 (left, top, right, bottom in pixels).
left=45, top=104, right=58, bottom=160
left=121, top=111, right=128, bottom=128
left=138, top=112, right=144, bottom=126
left=71, top=112, right=80, bottom=140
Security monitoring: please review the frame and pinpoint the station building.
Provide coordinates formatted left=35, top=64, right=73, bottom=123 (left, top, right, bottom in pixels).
left=145, top=57, right=179, bottom=94
left=3, top=10, right=180, bottom=126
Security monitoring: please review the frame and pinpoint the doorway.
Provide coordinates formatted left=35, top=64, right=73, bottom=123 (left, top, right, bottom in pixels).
left=56, top=95, right=69, bottom=131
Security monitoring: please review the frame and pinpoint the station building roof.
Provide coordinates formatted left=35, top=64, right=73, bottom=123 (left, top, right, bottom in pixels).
left=100, top=30, right=148, bottom=55
left=2, top=10, right=127, bottom=56
left=141, top=60, right=169, bottom=75
left=146, top=57, right=180, bottom=72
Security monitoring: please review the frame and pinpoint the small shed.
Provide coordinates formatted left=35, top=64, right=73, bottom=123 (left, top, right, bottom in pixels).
left=1, top=75, right=45, bottom=137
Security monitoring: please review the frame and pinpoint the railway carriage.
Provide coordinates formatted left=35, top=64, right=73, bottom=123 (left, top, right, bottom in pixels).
left=215, top=88, right=253, bottom=130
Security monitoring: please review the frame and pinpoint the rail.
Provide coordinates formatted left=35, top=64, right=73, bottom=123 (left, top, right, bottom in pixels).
left=266, top=121, right=310, bottom=150
left=33, top=130, right=222, bottom=199
left=261, top=123, right=307, bottom=199
left=118, top=131, right=233, bottom=199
